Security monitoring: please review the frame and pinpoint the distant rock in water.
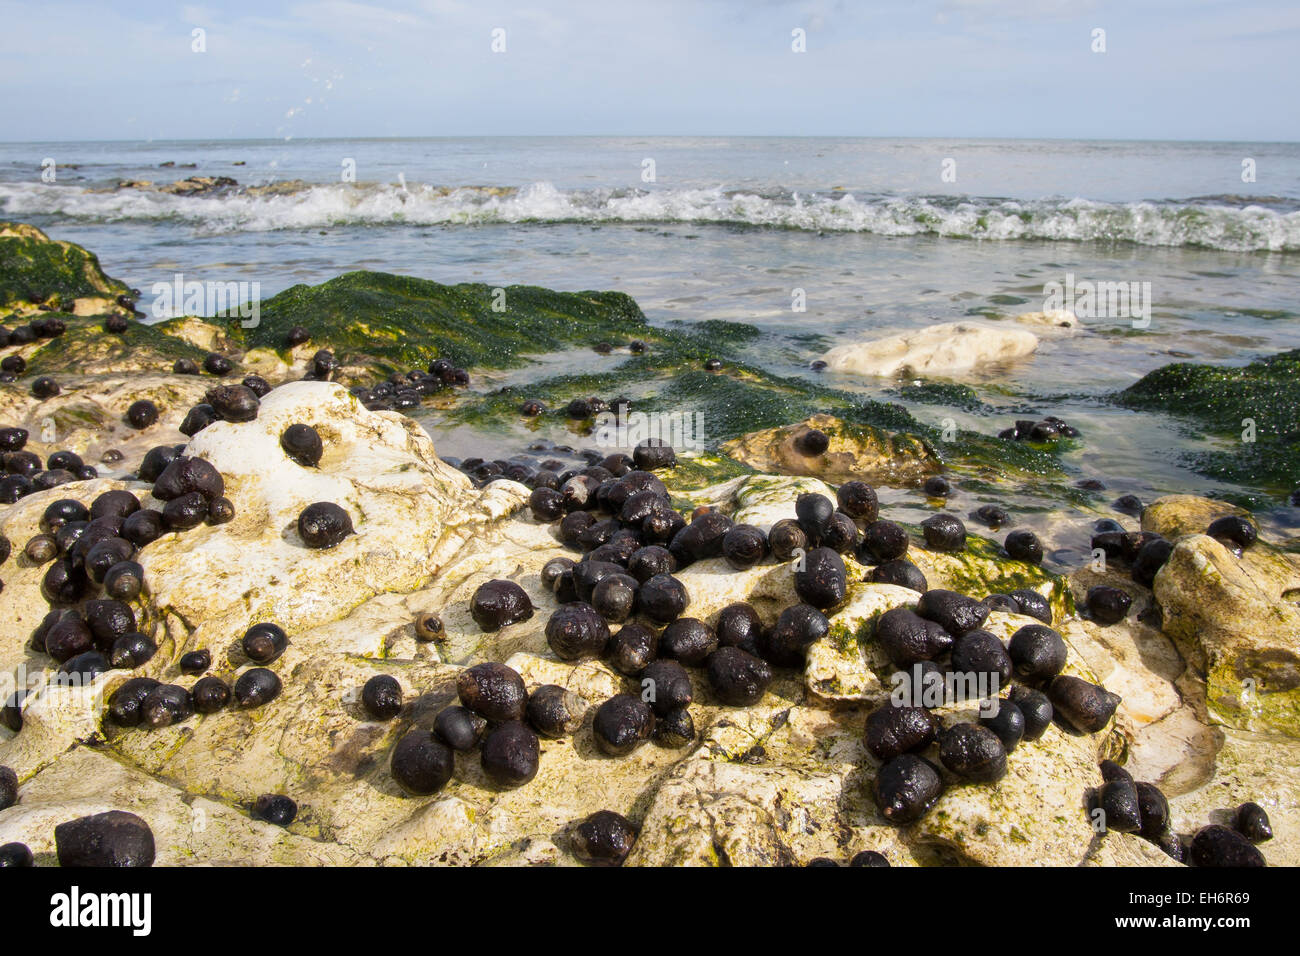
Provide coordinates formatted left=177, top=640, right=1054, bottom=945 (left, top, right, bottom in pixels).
left=820, top=321, right=1038, bottom=377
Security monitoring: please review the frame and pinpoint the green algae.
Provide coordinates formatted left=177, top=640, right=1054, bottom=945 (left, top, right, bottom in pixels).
left=1115, top=350, right=1300, bottom=492
left=892, top=381, right=987, bottom=413
left=0, top=222, right=129, bottom=308
left=238, top=271, right=648, bottom=373
left=22, top=314, right=208, bottom=376
left=664, top=454, right=756, bottom=493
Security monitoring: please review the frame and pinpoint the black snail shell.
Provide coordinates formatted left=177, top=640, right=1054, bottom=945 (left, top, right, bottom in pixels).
left=104, top=561, right=144, bottom=601
left=1008, top=685, right=1053, bottom=740
left=1096, top=780, right=1142, bottom=833
left=141, top=684, right=194, bottom=728
left=1086, top=585, right=1132, bottom=626
left=192, top=676, right=231, bottom=714
left=591, top=573, right=638, bottom=623
left=1189, top=825, right=1265, bottom=867
left=54, top=811, right=155, bottom=868
left=938, top=723, right=1008, bottom=783
left=1136, top=782, right=1170, bottom=839
left=627, top=545, right=674, bottom=583
left=1008, top=588, right=1052, bottom=625
left=921, top=513, right=966, bottom=552
left=864, top=704, right=938, bottom=762
left=715, top=602, right=762, bottom=649
left=1007, top=624, right=1068, bottom=684
left=526, top=684, right=587, bottom=738
left=203, top=353, right=233, bottom=376
left=874, top=607, right=952, bottom=667
left=796, top=428, right=830, bottom=456
left=234, top=667, right=282, bottom=708
left=456, top=662, right=528, bottom=722
left=706, top=647, right=772, bottom=706
left=163, top=492, right=208, bottom=530
left=242, top=375, right=273, bottom=398
left=253, top=794, right=298, bottom=827
left=434, top=706, right=488, bottom=751
left=1048, top=675, right=1120, bottom=733
left=242, top=623, right=288, bottom=664
left=546, top=602, right=611, bottom=660
left=1234, top=802, right=1273, bottom=843
left=795, top=492, right=834, bottom=539
left=654, top=707, right=695, bottom=748
left=837, top=480, right=878, bottom=521
left=571, top=810, right=637, bottom=866
left=1004, top=529, right=1043, bottom=564
left=607, top=623, right=658, bottom=676
left=869, top=559, right=928, bottom=593
left=152, top=456, right=224, bottom=501
left=297, top=502, right=354, bottom=549
left=1206, top=515, right=1256, bottom=549
left=980, top=699, right=1026, bottom=752
left=768, top=519, right=808, bottom=562
left=592, top=694, right=655, bottom=756
left=470, top=579, right=535, bottom=631
left=108, top=677, right=161, bottom=727
left=916, top=588, right=989, bottom=636
left=126, top=400, right=159, bottom=429
left=950, top=630, right=1013, bottom=689
left=658, top=618, right=717, bottom=666
left=794, top=546, right=847, bottom=610
left=0, top=842, right=34, bottom=867
left=635, top=573, right=689, bottom=625
left=390, top=731, right=454, bottom=796
left=109, top=632, right=157, bottom=669
left=480, top=721, right=541, bottom=787
left=180, top=404, right=218, bottom=436
left=208, top=497, right=235, bottom=524
left=414, top=612, right=444, bottom=641
left=179, top=649, right=211, bottom=675
left=859, top=520, right=910, bottom=562
left=923, top=475, right=951, bottom=497
left=762, top=603, right=829, bottom=666
left=721, top=524, right=768, bottom=570
left=874, top=754, right=944, bottom=825
left=361, top=675, right=403, bottom=720
left=281, top=424, right=323, bottom=467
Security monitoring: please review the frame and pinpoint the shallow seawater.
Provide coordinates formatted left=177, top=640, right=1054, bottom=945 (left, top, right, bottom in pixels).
left=4, top=136, right=1299, bottom=551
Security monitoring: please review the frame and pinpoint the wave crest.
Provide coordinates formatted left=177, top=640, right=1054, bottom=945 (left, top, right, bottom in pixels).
left=2, top=180, right=1297, bottom=252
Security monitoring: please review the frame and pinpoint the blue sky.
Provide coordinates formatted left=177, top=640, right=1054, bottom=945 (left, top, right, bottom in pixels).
left=1, top=0, right=1296, bottom=142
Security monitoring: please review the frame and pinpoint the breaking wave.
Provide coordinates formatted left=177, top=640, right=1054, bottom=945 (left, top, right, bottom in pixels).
left=2, top=180, right=1298, bottom=252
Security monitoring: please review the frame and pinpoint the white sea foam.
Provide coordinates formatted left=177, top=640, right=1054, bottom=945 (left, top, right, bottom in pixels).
left=2, top=180, right=1298, bottom=252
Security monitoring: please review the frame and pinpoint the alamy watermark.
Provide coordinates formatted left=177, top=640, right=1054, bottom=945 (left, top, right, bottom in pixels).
left=1043, top=272, right=1151, bottom=329
left=890, top=663, right=1001, bottom=716
left=593, top=404, right=705, bottom=452
left=151, top=273, right=260, bottom=328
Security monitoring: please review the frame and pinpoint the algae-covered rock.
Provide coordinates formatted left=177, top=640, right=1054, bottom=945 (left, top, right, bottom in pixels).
left=722, top=413, right=938, bottom=486
left=1116, top=350, right=1300, bottom=493
left=1154, top=533, right=1300, bottom=736
left=0, top=222, right=129, bottom=308
left=242, top=271, right=649, bottom=374
left=1139, top=494, right=1249, bottom=540
left=0, top=373, right=207, bottom=467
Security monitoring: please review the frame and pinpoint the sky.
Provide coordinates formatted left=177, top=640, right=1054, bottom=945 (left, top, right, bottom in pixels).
left=0, top=0, right=1297, bottom=142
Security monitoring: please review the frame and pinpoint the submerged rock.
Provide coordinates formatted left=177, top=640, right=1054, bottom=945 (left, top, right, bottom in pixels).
left=821, top=321, right=1038, bottom=377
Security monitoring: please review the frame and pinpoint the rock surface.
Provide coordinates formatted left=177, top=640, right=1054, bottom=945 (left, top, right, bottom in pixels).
left=721, top=413, right=938, bottom=486
left=1, top=224, right=1295, bottom=866
left=821, top=321, right=1039, bottom=377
